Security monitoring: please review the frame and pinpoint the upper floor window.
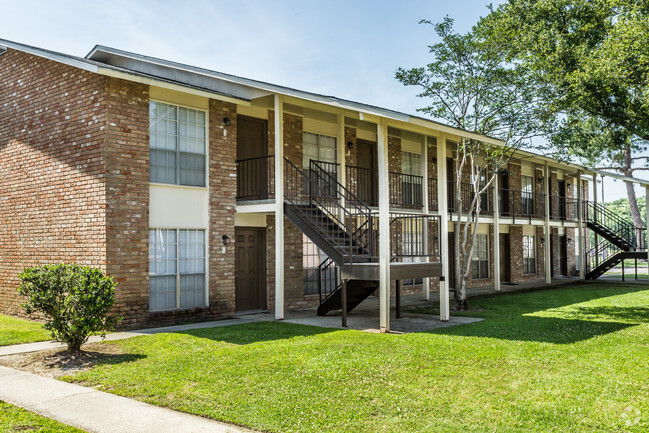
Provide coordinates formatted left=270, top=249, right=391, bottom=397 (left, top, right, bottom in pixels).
left=150, top=101, right=206, bottom=187
left=522, top=175, right=534, bottom=214
left=401, top=151, right=423, bottom=206
left=303, top=132, right=336, bottom=168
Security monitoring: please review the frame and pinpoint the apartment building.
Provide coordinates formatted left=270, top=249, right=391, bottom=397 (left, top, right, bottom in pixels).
left=1, top=39, right=645, bottom=331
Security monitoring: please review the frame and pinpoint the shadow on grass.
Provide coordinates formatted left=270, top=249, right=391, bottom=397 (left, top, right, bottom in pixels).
left=436, top=315, right=633, bottom=344
left=175, top=321, right=336, bottom=345
left=563, top=306, right=649, bottom=324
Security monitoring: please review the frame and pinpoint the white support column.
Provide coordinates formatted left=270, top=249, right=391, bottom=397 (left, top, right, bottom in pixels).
left=274, top=94, right=285, bottom=320
left=544, top=163, right=551, bottom=284
left=592, top=174, right=599, bottom=267
left=493, top=173, right=501, bottom=291
left=437, top=135, right=450, bottom=321
left=422, top=135, right=430, bottom=300
left=645, top=186, right=649, bottom=281
left=377, top=120, right=391, bottom=332
left=337, top=110, right=346, bottom=219
left=577, top=170, right=585, bottom=279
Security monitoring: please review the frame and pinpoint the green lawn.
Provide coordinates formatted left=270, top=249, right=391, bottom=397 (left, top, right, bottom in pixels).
left=0, top=314, right=49, bottom=346
left=64, top=284, right=649, bottom=432
left=0, top=401, right=84, bottom=432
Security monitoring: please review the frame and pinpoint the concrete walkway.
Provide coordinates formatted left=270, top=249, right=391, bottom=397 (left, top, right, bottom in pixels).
left=0, top=315, right=271, bottom=357
left=0, top=365, right=254, bottom=432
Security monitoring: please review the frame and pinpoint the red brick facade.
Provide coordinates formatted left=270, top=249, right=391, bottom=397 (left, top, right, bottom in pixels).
left=0, top=46, right=590, bottom=326
left=0, top=49, right=108, bottom=317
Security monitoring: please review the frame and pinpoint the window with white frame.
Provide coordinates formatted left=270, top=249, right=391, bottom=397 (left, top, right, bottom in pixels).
left=149, top=229, right=206, bottom=311
left=402, top=225, right=424, bottom=286
left=150, top=101, right=207, bottom=187
left=303, top=132, right=337, bottom=168
left=523, top=235, right=536, bottom=275
left=401, top=151, right=422, bottom=206
left=303, top=235, right=330, bottom=295
left=471, top=234, right=489, bottom=279
left=522, top=175, right=534, bottom=215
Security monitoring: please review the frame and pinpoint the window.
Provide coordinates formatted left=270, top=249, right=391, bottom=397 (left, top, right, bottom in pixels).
left=521, top=175, right=534, bottom=215
left=149, top=229, right=206, bottom=311
left=303, top=132, right=337, bottom=195
left=303, top=235, right=333, bottom=295
left=401, top=151, right=422, bottom=206
left=523, top=235, right=536, bottom=275
left=471, top=234, right=489, bottom=279
left=150, top=101, right=207, bottom=187
left=303, top=132, right=337, bottom=168
left=402, top=227, right=424, bottom=286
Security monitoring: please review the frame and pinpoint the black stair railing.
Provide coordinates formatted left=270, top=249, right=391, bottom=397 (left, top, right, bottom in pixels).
left=317, top=257, right=339, bottom=304
left=585, top=238, right=618, bottom=275
left=309, top=160, right=377, bottom=261
left=584, top=201, right=645, bottom=250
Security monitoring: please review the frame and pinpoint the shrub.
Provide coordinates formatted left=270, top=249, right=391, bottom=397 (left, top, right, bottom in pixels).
left=18, top=263, right=120, bottom=352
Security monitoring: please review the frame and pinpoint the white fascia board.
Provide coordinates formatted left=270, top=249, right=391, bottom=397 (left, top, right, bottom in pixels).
left=97, top=67, right=251, bottom=106
left=1, top=41, right=98, bottom=73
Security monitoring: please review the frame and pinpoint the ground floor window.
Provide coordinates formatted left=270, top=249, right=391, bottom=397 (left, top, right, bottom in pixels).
left=303, top=235, right=331, bottom=295
left=523, top=235, right=536, bottom=275
left=471, top=234, right=489, bottom=279
left=149, top=228, right=206, bottom=311
left=402, top=228, right=424, bottom=286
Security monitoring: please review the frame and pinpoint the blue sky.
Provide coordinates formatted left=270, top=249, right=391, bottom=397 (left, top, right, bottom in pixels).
left=1, top=0, right=641, bottom=200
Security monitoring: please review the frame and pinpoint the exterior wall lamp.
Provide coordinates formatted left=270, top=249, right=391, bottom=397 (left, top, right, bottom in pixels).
left=347, top=141, right=354, bottom=150
left=540, top=236, right=545, bottom=244
left=223, top=117, right=232, bottom=126
left=222, top=235, right=231, bottom=245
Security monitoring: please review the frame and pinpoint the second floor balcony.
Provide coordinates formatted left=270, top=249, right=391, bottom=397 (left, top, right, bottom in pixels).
left=235, top=156, right=579, bottom=222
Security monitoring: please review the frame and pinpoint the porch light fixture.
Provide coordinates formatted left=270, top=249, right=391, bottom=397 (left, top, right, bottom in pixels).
left=567, top=237, right=573, bottom=244
left=537, top=176, right=544, bottom=183
left=223, top=117, right=231, bottom=126
left=221, top=234, right=230, bottom=245
left=347, top=141, right=354, bottom=150
left=540, top=236, right=545, bottom=244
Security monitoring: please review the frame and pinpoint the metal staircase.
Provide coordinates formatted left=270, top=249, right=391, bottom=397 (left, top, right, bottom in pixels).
left=584, top=201, right=646, bottom=279
left=283, top=158, right=441, bottom=316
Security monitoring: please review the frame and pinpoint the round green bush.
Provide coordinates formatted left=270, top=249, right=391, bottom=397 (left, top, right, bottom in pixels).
left=18, top=263, right=120, bottom=352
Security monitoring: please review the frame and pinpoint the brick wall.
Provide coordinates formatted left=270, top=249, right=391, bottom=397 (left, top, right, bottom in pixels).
left=103, top=78, right=150, bottom=327
left=0, top=49, right=109, bottom=317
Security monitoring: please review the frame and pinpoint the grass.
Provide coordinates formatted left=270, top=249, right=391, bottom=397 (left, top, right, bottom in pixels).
left=0, top=314, right=49, bottom=346
left=63, top=283, right=649, bottom=432
left=0, top=401, right=84, bottom=432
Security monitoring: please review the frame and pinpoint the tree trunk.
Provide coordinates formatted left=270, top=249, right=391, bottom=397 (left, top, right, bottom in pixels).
left=623, top=179, right=643, bottom=229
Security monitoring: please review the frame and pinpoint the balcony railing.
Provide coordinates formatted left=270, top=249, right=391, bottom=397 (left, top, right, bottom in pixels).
left=447, top=181, right=492, bottom=215
left=389, top=172, right=423, bottom=209
left=236, top=155, right=275, bottom=201
left=499, top=188, right=545, bottom=219
left=550, top=196, right=578, bottom=221
left=346, top=165, right=426, bottom=209
left=346, top=165, right=377, bottom=206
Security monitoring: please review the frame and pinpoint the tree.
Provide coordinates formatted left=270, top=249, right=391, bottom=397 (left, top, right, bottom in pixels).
left=478, top=0, right=649, bottom=224
left=396, top=17, right=545, bottom=310
left=18, top=263, right=120, bottom=352
left=550, top=113, right=649, bottom=230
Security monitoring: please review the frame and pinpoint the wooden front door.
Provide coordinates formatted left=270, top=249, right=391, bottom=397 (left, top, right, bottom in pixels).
left=448, top=233, right=456, bottom=289
left=235, top=228, right=266, bottom=312
left=237, top=116, right=268, bottom=200
left=499, top=233, right=510, bottom=282
left=559, top=235, right=568, bottom=276
left=356, top=139, right=377, bottom=205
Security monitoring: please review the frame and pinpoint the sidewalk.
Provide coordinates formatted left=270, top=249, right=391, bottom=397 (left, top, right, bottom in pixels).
left=0, top=315, right=273, bottom=357
left=0, top=365, right=254, bottom=433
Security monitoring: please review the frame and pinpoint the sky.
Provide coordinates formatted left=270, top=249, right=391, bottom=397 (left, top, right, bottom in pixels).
left=1, top=0, right=643, bottom=201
